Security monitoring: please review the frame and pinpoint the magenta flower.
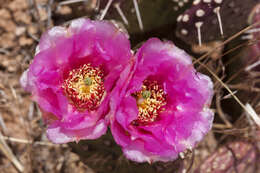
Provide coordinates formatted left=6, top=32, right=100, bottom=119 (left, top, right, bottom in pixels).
left=110, top=38, right=214, bottom=163
left=20, top=18, right=132, bottom=143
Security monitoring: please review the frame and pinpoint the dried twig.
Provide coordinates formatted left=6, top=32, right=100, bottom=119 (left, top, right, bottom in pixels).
left=213, top=123, right=232, bottom=129
left=186, top=151, right=195, bottom=173
left=213, top=127, right=250, bottom=135
left=0, top=114, right=7, bottom=134
left=222, top=90, right=238, bottom=99
left=0, top=48, right=10, bottom=55
left=228, top=84, right=260, bottom=92
left=216, top=92, right=233, bottom=128
left=0, top=132, right=24, bottom=172
left=245, top=59, right=260, bottom=71
left=58, top=0, right=88, bottom=6
left=245, top=103, right=260, bottom=127
left=194, top=56, right=258, bottom=125
left=47, top=0, right=54, bottom=28
left=0, top=135, right=67, bottom=147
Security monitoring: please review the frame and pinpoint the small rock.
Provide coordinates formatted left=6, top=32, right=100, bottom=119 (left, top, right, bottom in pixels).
left=36, top=0, right=48, bottom=4
left=0, top=33, right=16, bottom=48
left=0, top=20, right=16, bottom=32
left=0, top=9, right=11, bottom=19
left=19, top=36, right=33, bottom=46
left=8, top=0, right=28, bottom=11
left=57, top=6, right=72, bottom=15
left=39, top=7, right=48, bottom=21
left=28, top=25, right=38, bottom=35
left=13, top=11, right=32, bottom=24
left=15, top=26, right=26, bottom=36
left=1, top=57, right=17, bottom=73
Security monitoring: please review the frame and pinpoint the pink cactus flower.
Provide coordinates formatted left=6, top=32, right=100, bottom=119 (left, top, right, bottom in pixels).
left=110, top=38, right=214, bottom=163
left=20, top=18, right=132, bottom=143
left=195, top=141, right=257, bottom=173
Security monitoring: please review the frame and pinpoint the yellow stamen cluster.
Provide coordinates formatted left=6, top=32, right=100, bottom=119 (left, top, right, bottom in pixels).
left=132, top=80, right=166, bottom=125
left=62, top=64, right=105, bottom=111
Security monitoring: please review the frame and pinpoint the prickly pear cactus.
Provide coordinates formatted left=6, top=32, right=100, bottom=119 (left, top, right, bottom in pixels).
left=99, top=0, right=189, bottom=36
left=176, top=0, right=259, bottom=45
left=195, top=141, right=259, bottom=173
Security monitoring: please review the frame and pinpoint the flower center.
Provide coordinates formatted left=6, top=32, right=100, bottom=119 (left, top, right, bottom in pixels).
left=132, top=80, right=167, bottom=125
left=62, top=64, right=105, bottom=111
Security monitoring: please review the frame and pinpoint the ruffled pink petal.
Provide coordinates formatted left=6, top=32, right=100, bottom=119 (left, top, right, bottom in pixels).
left=110, top=38, right=214, bottom=162
left=21, top=19, right=132, bottom=144
left=123, top=139, right=178, bottom=163
left=47, top=119, right=107, bottom=144
left=46, top=124, right=74, bottom=144
left=122, top=140, right=154, bottom=163
left=20, top=69, right=33, bottom=92
left=110, top=120, right=131, bottom=147
left=39, top=26, right=68, bottom=52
